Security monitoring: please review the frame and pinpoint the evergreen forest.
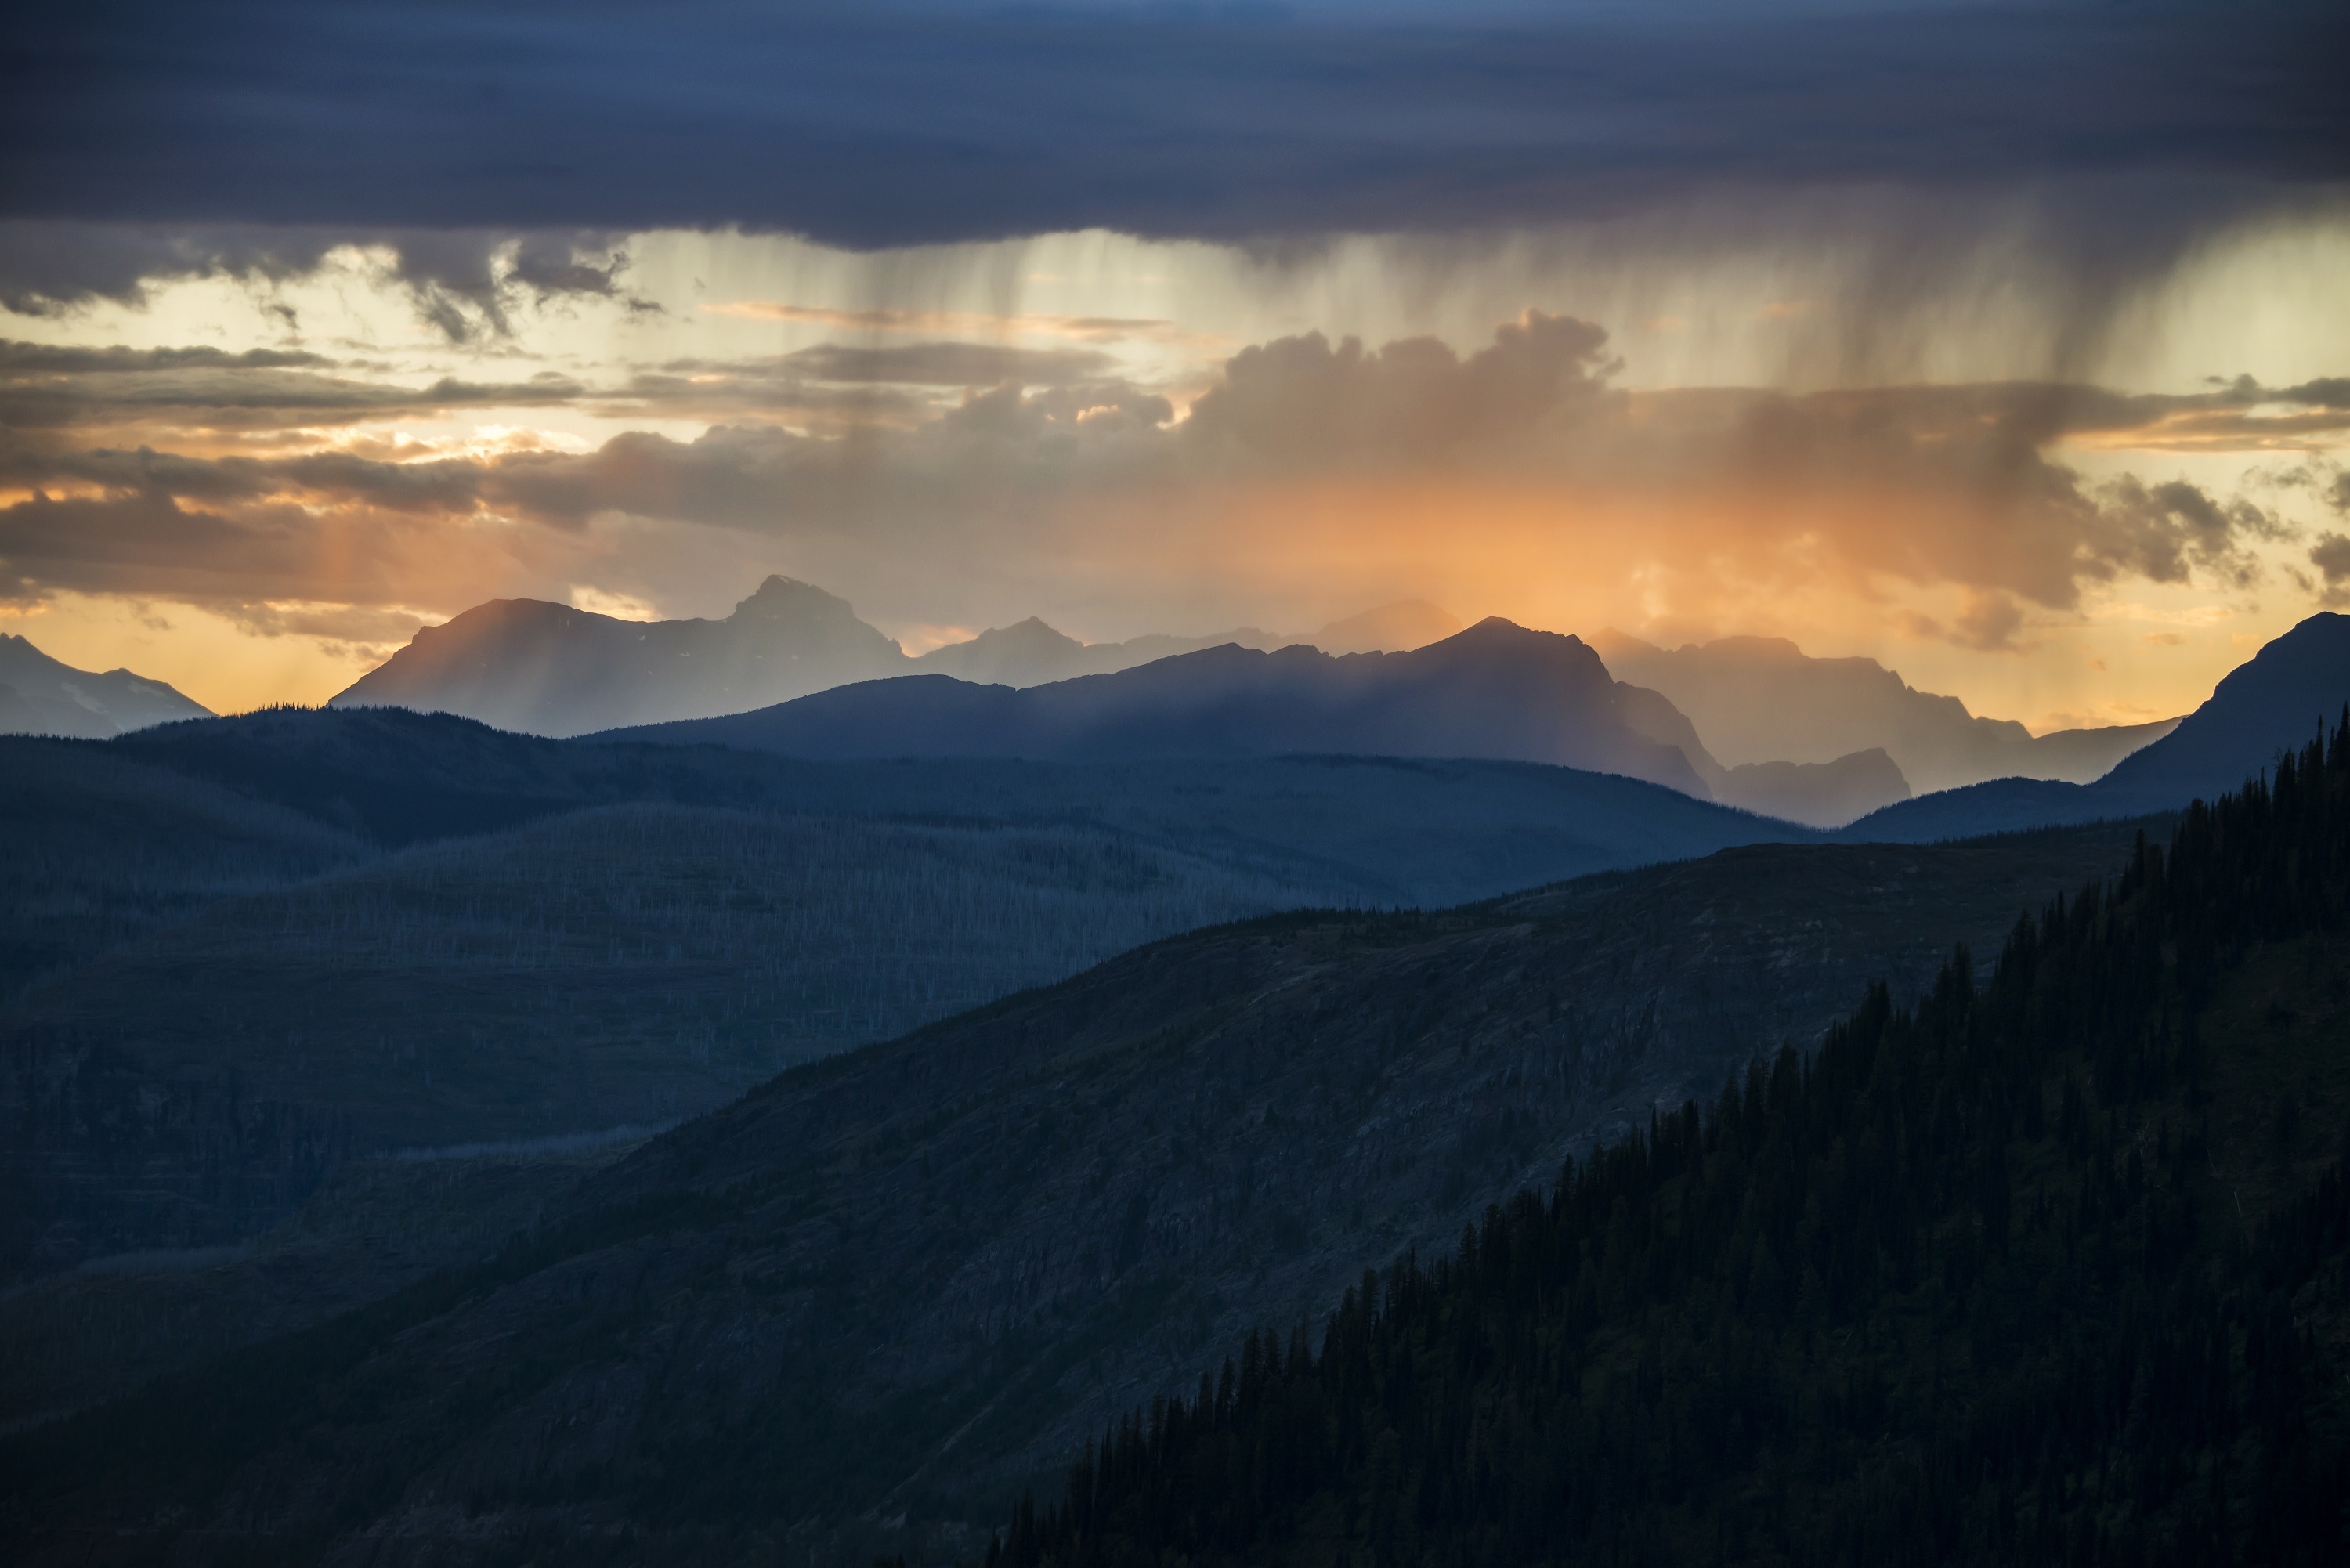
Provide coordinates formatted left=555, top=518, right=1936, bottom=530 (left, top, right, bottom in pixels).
left=987, top=719, right=2350, bottom=1567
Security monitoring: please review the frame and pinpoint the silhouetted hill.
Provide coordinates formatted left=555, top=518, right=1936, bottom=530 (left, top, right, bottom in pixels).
left=330, top=576, right=908, bottom=736
left=2095, top=610, right=2350, bottom=811
left=1844, top=612, right=2350, bottom=841
left=1593, top=627, right=2176, bottom=793
left=602, top=618, right=1723, bottom=797
left=0, top=818, right=2160, bottom=1559
left=0, top=632, right=212, bottom=738
left=912, top=616, right=1122, bottom=684
left=1719, top=746, right=1910, bottom=829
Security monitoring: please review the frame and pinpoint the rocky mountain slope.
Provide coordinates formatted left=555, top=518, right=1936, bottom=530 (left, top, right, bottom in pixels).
left=329, top=576, right=909, bottom=737
left=0, top=632, right=212, bottom=739
left=0, top=820, right=2152, bottom=1563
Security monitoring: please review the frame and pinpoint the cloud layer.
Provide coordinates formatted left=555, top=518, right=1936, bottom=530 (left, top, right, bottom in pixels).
left=3, top=2, right=2343, bottom=273
left=5, top=312, right=2332, bottom=649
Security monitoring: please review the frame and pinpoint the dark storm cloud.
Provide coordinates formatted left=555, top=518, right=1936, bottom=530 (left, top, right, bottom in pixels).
left=1, top=2, right=2341, bottom=261
left=0, top=220, right=638, bottom=335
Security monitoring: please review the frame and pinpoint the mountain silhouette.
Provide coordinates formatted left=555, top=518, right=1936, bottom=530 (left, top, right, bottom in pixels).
left=332, top=580, right=1469, bottom=737
left=330, top=576, right=907, bottom=736
left=1844, top=611, right=2350, bottom=840
left=1592, top=628, right=2175, bottom=794
left=909, top=600, right=1463, bottom=685
left=0, top=633, right=212, bottom=738
left=600, top=617, right=1721, bottom=796
left=1719, top=746, right=1911, bottom=829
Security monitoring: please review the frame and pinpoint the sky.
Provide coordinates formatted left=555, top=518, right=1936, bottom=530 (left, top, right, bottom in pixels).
left=2, top=0, right=2347, bottom=730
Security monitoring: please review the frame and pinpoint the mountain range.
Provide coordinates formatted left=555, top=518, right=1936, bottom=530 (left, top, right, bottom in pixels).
left=0, top=632, right=212, bottom=739
left=1591, top=627, right=2178, bottom=794
left=329, top=577, right=1467, bottom=739
left=327, top=578, right=2173, bottom=827
left=913, top=599, right=1465, bottom=685
left=1843, top=610, right=2350, bottom=840
left=601, top=618, right=1723, bottom=797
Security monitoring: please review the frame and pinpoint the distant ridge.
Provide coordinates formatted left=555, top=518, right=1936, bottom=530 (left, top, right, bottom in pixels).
left=0, top=632, right=212, bottom=738
left=331, top=576, right=909, bottom=736
left=1593, top=628, right=2176, bottom=794
left=598, top=616, right=1723, bottom=797
left=1842, top=612, right=2350, bottom=841
left=332, top=579, right=1466, bottom=737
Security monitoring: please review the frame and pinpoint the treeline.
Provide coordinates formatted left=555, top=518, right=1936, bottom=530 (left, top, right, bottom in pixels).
left=991, top=717, right=2350, bottom=1567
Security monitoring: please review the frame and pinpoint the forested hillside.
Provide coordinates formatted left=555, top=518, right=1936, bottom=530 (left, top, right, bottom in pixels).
left=993, top=721, right=2350, bottom=1567
left=0, top=823, right=2154, bottom=1563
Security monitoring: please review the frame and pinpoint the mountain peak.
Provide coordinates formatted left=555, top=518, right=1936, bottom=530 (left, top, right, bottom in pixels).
left=1455, top=615, right=1571, bottom=644
left=0, top=629, right=213, bottom=737
left=731, top=575, right=859, bottom=620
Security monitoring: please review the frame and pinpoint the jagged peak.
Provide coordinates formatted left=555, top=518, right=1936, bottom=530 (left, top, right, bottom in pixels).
left=730, top=574, right=860, bottom=619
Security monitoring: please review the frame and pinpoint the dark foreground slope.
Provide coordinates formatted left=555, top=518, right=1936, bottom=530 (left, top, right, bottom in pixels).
left=0, top=822, right=2153, bottom=1564
left=1844, top=611, right=2350, bottom=843
left=999, top=728, right=2350, bottom=1568
left=599, top=618, right=1721, bottom=798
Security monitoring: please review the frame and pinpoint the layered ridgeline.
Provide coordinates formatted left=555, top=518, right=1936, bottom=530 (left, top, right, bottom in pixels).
left=917, top=602, right=1466, bottom=686
left=0, top=631, right=212, bottom=739
left=605, top=616, right=1915, bottom=828
left=330, top=577, right=1465, bottom=739
left=0, top=806, right=2156, bottom=1557
left=601, top=618, right=1723, bottom=797
left=2, top=705, right=1819, bottom=1284
left=992, top=724, right=2350, bottom=1568
left=1593, top=628, right=2177, bottom=796
left=606, top=616, right=1930, bottom=828
left=1845, top=612, right=2350, bottom=843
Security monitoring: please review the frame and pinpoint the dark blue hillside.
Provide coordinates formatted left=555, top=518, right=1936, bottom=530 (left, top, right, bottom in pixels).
left=1842, top=612, right=2350, bottom=842
left=75, top=705, right=1817, bottom=905
left=594, top=617, right=1716, bottom=797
